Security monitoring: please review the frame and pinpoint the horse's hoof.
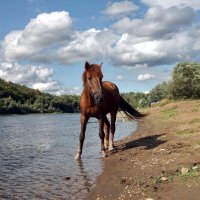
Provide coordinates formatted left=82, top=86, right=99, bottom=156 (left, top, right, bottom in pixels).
left=101, top=151, right=107, bottom=158
left=75, top=154, right=81, bottom=160
left=109, top=146, right=114, bottom=151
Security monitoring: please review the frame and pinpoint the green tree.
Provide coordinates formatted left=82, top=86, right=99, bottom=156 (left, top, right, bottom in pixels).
left=170, top=62, right=200, bottom=99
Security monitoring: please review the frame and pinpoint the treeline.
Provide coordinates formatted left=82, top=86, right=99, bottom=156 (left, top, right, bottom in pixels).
left=122, top=62, right=200, bottom=108
left=0, top=62, right=199, bottom=114
left=0, top=79, right=80, bottom=114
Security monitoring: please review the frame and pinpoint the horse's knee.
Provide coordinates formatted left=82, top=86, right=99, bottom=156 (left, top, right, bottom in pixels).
left=79, top=133, right=85, bottom=142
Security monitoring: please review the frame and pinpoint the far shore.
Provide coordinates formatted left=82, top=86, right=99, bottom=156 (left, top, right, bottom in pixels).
left=87, top=99, right=200, bottom=200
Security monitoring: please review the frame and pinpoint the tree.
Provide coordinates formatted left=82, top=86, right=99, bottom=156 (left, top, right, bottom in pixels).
left=149, top=82, right=169, bottom=101
left=170, top=62, right=200, bottom=99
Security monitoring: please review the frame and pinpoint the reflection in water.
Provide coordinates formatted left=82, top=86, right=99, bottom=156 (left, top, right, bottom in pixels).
left=0, top=114, right=136, bottom=200
left=77, top=159, right=91, bottom=193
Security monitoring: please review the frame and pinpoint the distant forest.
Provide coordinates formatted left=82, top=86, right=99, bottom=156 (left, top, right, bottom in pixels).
left=0, top=62, right=199, bottom=114
left=0, top=79, right=80, bottom=114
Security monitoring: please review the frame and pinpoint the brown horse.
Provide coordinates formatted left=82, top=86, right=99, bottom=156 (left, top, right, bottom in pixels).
left=75, top=61, right=145, bottom=159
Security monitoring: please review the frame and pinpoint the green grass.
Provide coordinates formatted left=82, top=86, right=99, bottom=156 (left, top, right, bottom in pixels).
left=179, top=168, right=200, bottom=181
left=189, top=118, right=200, bottom=125
left=191, top=104, right=200, bottom=112
left=160, top=106, right=178, bottom=117
left=176, top=129, right=194, bottom=136
left=156, top=99, right=173, bottom=107
left=151, top=166, right=200, bottom=186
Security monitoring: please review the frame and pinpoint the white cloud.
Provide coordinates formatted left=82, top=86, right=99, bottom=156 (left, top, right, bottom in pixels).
left=138, top=73, right=155, bottom=81
left=57, top=28, right=119, bottom=64
left=142, top=0, right=200, bottom=10
left=112, top=6, right=195, bottom=38
left=116, top=75, right=123, bottom=80
left=32, top=80, right=62, bottom=93
left=66, top=86, right=82, bottom=95
left=0, top=62, right=64, bottom=94
left=0, top=62, right=53, bottom=84
left=109, top=5, right=199, bottom=67
left=2, top=11, right=72, bottom=62
left=103, top=1, right=138, bottom=18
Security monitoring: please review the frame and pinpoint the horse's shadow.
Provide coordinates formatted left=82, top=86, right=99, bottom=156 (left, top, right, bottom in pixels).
left=111, top=133, right=167, bottom=154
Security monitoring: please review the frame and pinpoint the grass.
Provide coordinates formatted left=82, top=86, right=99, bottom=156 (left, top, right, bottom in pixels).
left=156, top=99, right=173, bottom=107
left=189, top=118, right=200, bottom=125
left=176, top=129, right=194, bottom=136
left=191, top=104, right=200, bottom=112
left=160, top=106, right=178, bottom=117
left=179, top=167, right=200, bottom=181
left=150, top=166, right=200, bottom=187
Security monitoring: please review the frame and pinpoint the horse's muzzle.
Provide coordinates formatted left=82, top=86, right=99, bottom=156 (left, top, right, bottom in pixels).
left=93, top=90, right=105, bottom=105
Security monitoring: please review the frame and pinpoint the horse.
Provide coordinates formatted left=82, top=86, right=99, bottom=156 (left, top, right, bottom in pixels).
left=75, top=61, right=145, bottom=159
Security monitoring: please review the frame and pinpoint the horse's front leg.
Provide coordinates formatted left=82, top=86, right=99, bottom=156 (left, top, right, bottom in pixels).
left=99, top=115, right=107, bottom=158
left=75, top=114, right=88, bottom=159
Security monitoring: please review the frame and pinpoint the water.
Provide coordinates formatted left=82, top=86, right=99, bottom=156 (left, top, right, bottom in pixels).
left=0, top=114, right=137, bottom=200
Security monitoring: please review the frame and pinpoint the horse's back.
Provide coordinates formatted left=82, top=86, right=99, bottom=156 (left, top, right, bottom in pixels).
left=102, top=81, right=119, bottom=94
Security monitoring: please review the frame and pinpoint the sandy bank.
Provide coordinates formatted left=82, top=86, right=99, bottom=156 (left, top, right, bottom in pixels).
left=87, top=100, right=200, bottom=200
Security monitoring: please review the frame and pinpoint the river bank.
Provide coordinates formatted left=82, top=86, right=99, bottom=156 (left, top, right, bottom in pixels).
left=87, top=99, right=200, bottom=200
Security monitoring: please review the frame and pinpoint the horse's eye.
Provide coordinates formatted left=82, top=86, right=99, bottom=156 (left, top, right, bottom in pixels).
left=88, top=77, right=92, bottom=81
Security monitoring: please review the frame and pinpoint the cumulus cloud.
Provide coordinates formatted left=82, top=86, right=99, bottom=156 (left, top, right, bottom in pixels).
left=109, top=5, right=199, bottom=67
left=103, top=1, right=138, bottom=18
left=142, top=0, right=200, bottom=10
left=112, top=6, right=195, bottom=38
left=57, top=28, right=119, bottom=64
left=0, top=62, right=64, bottom=94
left=138, top=73, right=155, bottom=81
left=2, top=11, right=72, bottom=62
left=32, top=80, right=63, bottom=93
left=0, top=62, right=53, bottom=84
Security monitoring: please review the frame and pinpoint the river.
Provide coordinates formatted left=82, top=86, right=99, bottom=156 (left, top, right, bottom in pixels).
left=0, top=113, right=137, bottom=200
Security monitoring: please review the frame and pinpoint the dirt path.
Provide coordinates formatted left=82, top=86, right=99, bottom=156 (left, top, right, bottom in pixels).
left=87, top=100, right=200, bottom=200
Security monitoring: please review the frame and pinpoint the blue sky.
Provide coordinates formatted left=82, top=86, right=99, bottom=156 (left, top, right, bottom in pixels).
left=0, top=0, right=200, bottom=95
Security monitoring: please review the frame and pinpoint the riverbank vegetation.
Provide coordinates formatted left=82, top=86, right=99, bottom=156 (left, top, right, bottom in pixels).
left=0, top=79, right=80, bottom=114
left=123, top=61, right=200, bottom=108
left=0, top=62, right=199, bottom=114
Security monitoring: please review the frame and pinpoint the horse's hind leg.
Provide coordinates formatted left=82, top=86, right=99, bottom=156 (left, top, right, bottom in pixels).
left=75, top=114, right=88, bottom=159
left=98, top=115, right=107, bottom=158
left=104, top=116, right=110, bottom=150
left=109, top=111, right=117, bottom=151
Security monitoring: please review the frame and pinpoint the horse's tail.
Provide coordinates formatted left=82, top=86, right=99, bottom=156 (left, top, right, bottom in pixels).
left=119, top=95, right=146, bottom=120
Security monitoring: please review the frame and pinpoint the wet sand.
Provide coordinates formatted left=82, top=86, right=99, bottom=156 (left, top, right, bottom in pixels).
left=87, top=100, right=200, bottom=200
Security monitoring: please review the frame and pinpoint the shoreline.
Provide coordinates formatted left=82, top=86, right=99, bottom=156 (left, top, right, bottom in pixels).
left=87, top=100, right=200, bottom=200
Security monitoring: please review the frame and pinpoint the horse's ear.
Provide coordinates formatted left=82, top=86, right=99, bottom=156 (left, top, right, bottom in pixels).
left=85, top=61, right=90, bottom=70
left=100, top=62, right=103, bottom=68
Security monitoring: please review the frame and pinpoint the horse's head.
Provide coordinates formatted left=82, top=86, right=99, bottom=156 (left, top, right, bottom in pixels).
left=83, top=61, right=105, bottom=105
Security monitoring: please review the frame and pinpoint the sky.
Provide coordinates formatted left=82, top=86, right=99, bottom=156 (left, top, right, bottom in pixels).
left=0, top=0, right=200, bottom=95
